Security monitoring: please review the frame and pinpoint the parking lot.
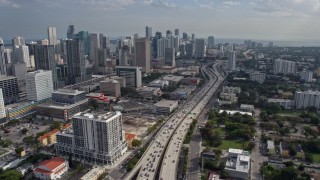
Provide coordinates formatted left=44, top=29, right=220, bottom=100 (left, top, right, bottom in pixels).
left=0, top=122, right=50, bottom=144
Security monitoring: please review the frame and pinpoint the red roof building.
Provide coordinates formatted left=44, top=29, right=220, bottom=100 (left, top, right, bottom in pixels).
left=33, top=157, right=68, bottom=180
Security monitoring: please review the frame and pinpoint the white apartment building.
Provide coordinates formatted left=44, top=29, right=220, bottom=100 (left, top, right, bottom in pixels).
left=55, top=111, right=127, bottom=165
left=300, top=70, right=313, bottom=82
left=228, top=51, right=236, bottom=71
left=274, top=59, right=296, bottom=74
left=225, top=148, right=250, bottom=180
left=0, top=89, right=6, bottom=118
left=26, top=70, right=53, bottom=101
left=250, top=72, right=265, bottom=84
left=295, top=90, right=320, bottom=109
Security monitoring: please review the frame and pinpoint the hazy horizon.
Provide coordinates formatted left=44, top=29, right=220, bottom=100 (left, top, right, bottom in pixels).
left=1, top=0, right=320, bottom=44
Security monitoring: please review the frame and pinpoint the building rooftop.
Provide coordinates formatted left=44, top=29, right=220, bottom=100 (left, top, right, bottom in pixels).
left=268, top=98, right=293, bottom=103
left=240, top=104, right=254, bottom=109
left=81, top=166, right=105, bottom=180
left=229, top=148, right=244, bottom=155
left=0, top=75, right=17, bottom=80
left=154, top=100, right=178, bottom=107
left=125, top=133, right=136, bottom=141
left=219, top=110, right=252, bottom=116
left=74, top=111, right=121, bottom=122
left=53, top=89, right=85, bottom=96
left=267, top=140, right=275, bottom=150
left=36, top=157, right=65, bottom=171
left=136, top=86, right=161, bottom=92
left=36, top=99, right=88, bottom=110
left=162, top=75, right=183, bottom=82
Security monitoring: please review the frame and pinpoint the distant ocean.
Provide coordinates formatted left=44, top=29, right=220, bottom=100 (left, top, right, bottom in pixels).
left=3, top=37, right=320, bottom=48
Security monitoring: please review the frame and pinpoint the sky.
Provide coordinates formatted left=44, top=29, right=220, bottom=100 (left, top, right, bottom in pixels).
left=1, top=0, right=320, bottom=42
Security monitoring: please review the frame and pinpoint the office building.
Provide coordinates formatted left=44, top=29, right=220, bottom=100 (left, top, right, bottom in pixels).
left=0, top=75, right=19, bottom=104
left=0, top=38, right=6, bottom=75
left=191, top=33, right=195, bottom=41
left=274, top=59, right=296, bottom=74
left=55, top=111, right=127, bottom=165
left=116, top=66, right=142, bottom=88
left=26, top=70, right=53, bottom=101
left=36, top=91, right=88, bottom=121
left=182, top=32, right=188, bottom=40
left=228, top=51, right=236, bottom=71
left=4, top=49, right=13, bottom=64
left=90, top=33, right=100, bottom=70
left=267, top=98, right=293, bottom=109
left=250, top=72, right=265, bottom=84
left=145, top=26, right=152, bottom=38
left=100, top=79, right=121, bottom=97
left=66, top=39, right=86, bottom=84
left=12, top=36, right=25, bottom=47
left=52, top=89, right=86, bottom=104
left=77, top=31, right=90, bottom=55
left=119, top=46, right=132, bottom=66
left=110, top=76, right=126, bottom=88
left=67, top=25, right=76, bottom=39
left=300, top=70, right=313, bottom=82
left=174, top=29, right=179, bottom=36
left=295, top=90, right=320, bottom=109
left=194, top=39, right=205, bottom=59
left=47, top=27, right=57, bottom=45
left=14, top=45, right=30, bottom=67
left=225, top=149, right=250, bottom=180
left=0, top=89, right=6, bottom=119
left=135, top=38, right=151, bottom=73
left=185, top=43, right=194, bottom=58
left=154, top=100, right=178, bottom=114
left=32, top=44, right=57, bottom=89
left=165, top=48, right=175, bottom=67
left=12, top=63, right=27, bottom=84
left=207, top=36, right=215, bottom=49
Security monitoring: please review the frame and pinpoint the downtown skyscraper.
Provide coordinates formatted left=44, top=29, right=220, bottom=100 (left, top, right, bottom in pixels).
left=48, top=27, right=57, bottom=45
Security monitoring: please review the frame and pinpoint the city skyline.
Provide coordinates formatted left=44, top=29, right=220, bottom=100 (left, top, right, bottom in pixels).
left=1, top=0, right=320, bottom=42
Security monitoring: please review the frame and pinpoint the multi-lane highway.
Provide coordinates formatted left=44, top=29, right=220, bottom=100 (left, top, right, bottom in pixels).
left=158, top=62, right=225, bottom=180
left=124, top=62, right=224, bottom=180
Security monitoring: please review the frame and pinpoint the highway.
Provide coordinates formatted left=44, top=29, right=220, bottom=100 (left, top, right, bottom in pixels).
left=124, top=62, right=224, bottom=180
left=158, top=62, right=225, bottom=180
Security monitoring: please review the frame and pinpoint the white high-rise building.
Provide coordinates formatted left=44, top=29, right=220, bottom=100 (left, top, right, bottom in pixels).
left=48, top=27, right=57, bottom=45
left=228, top=51, right=236, bottom=71
left=300, top=70, right=313, bottom=82
left=274, top=59, right=296, bottom=74
left=295, top=90, right=320, bottom=109
left=0, top=89, right=6, bottom=118
left=55, top=111, right=127, bottom=165
left=26, top=70, right=54, bottom=101
left=14, top=45, right=30, bottom=67
left=194, top=38, right=205, bottom=59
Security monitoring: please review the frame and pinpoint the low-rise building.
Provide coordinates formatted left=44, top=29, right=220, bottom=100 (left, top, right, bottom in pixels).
left=170, top=86, right=195, bottom=100
left=267, top=98, right=293, bottom=109
left=16, top=163, right=34, bottom=176
left=219, top=110, right=252, bottom=116
left=136, top=87, right=162, bottom=99
left=155, top=66, right=177, bottom=74
left=110, top=76, right=126, bottom=88
left=86, top=93, right=116, bottom=104
left=80, top=166, right=106, bottom=180
left=240, top=104, right=254, bottom=112
left=225, top=149, right=250, bottom=180
left=250, top=72, right=265, bottom=84
left=222, top=86, right=241, bottom=94
left=267, top=140, right=275, bottom=155
left=38, top=124, right=72, bottom=146
left=125, top=133, right=137, bottom=149
left=279, top=142, right=290, bottom=158
left=148, top=79, right=169, bottom=89
left=33, top=157, right=68, bottom=180
left=219, top=92, right=238, bottom=103
left=100, top=79, right=121, bottom=97
left=154, top=100, right=178, bottom=114
left=162, top=75, right=183, bottom=86
left=181, top=77, right=200, bottom=86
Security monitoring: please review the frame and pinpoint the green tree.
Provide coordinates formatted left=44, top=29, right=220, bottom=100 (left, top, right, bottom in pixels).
left=15, top=147, right=24, bottom=154
left=132, top=139, right=141, bottom=147
left=0, top=170, right=22, bottom=180
left=50, top=121, right=61, bottom=130
left=21, top=128, right=28, bottom=134
left=88, top=98, right=99, bottom=110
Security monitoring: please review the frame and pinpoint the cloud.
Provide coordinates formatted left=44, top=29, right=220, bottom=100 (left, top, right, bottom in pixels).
left=0, top=0, right=20, bottom=8
left=223, top=1, right=239, bottom=6
left=149, top=0, right=177, bottom=8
